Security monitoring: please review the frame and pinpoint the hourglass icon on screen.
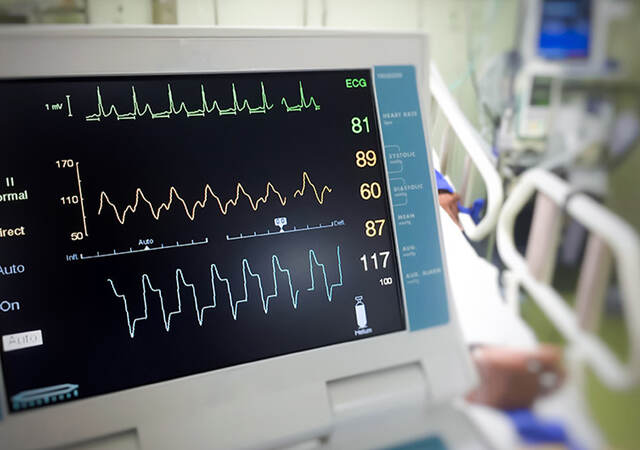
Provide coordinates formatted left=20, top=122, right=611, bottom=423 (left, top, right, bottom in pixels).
left=274, top=217, right=288, bottom=232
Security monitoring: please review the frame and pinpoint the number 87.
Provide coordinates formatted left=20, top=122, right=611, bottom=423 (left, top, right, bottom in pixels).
left=365, top=219, right=385, bottom=237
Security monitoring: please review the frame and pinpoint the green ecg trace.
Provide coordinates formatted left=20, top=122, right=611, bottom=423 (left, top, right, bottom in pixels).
left=281, top=81, right=321, bottom=112
left=84, top=81, right=320, bottom=122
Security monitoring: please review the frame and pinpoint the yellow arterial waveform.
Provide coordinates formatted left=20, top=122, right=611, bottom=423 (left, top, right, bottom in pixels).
left=294, top=171, right=331, bottom=204
left=98, top=171, right=332, bottom=224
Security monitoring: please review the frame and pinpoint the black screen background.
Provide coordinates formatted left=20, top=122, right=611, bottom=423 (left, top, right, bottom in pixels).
left=0, top=69, right=405, bottom=412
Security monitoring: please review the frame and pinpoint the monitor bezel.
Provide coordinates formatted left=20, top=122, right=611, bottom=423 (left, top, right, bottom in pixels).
left=0, top=27, right=475, bottom=450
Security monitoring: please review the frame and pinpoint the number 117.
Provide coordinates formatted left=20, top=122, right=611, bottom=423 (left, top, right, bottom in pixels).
left=360, top=251, right=390, bottom=271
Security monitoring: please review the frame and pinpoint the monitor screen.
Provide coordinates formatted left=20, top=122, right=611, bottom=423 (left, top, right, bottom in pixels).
left=538, top=0, right=591, bottom=60
left=0, top=69, right=405, bottom=412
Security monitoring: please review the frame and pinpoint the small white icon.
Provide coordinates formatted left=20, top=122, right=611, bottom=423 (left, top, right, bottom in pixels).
left=355, top=296, right=368, bottom=329
left=3, top=330, right=43, bottom=352
left=274, top=217, right=288, bottom=232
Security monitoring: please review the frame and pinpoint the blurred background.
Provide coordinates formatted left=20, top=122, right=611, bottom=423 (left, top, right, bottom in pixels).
left=1, top=0, right=638, bottom=447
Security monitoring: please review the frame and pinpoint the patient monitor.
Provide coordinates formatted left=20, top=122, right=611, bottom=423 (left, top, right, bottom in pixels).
left=0, top=28, right=483, bottom=449
left=514, top=0, right=629, bottom=142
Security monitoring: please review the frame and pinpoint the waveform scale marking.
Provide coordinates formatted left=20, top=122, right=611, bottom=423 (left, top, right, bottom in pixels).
left=107, top=246, right=342, bottom=338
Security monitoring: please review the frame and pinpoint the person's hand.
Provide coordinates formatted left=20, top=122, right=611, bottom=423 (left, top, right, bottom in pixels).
left=466, top=345, right=565, bottom=410
left=438, top=190, right=462, bottom=229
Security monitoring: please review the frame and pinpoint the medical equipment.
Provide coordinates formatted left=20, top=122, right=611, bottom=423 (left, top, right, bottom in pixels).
left=0, top=27, right=499, bottom=450
left=495, top=167, right=640, bottom=447
left=479, top=0, right=638, bottom=196
left=498, top=169, right=640, bottom=390
left=429, top=65, right=503, bottom=242
left=515, top=0, right=629, bottom=139
left=431, top=44, right=640, bottom=445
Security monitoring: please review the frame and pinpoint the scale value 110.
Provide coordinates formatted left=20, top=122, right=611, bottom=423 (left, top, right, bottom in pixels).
left=55, top=158, right=89, bottom=241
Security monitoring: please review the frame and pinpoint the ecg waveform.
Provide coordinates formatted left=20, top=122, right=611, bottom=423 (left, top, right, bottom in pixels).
left=107, top=246, right=343, bottom=338
left=98, top=171, right=332, bottom=224
left=84, top=81, right=320, bottom=122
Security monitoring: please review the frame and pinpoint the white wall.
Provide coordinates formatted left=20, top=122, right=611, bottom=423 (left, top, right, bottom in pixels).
left=176, top=0, right=215, bottom=25
left=87, top=0, right=152, bottom=24
left=324, top=0, right=420, bottom=29
left=217, top=0, right=304, bottom=26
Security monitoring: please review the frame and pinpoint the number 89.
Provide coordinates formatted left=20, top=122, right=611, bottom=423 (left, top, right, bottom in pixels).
left=355, top=150, right=377, bottom=168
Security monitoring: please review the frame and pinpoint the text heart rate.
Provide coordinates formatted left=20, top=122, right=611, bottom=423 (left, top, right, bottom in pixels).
left=107, top=246, right=343, bottom=338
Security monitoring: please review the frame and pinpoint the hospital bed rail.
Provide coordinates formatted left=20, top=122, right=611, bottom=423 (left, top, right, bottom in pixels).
left=428, top=63, right=503, bottom=241
left=497, top=168, right=640, bottom=390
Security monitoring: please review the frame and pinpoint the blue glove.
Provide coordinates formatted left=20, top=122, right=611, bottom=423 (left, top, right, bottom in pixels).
left=435, top=170, right=485, bottom=224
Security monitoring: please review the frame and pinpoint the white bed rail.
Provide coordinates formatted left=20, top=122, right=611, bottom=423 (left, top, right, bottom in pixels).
left=429, top=63, right=503, bottom=241
left=497, top=169, right=640, bottom=390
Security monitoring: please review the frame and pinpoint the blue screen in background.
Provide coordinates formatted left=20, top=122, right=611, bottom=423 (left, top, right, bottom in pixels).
left=538, top=0, right=591, bottom=60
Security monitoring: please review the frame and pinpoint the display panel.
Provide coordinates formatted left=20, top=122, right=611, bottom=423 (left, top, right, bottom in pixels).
left=538, top=0, right=591, bottom=60
left=0, top=69, right=405, bottom=412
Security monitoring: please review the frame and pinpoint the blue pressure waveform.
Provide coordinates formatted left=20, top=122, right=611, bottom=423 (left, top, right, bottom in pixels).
left=107, top=246, right=343, bottom=338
